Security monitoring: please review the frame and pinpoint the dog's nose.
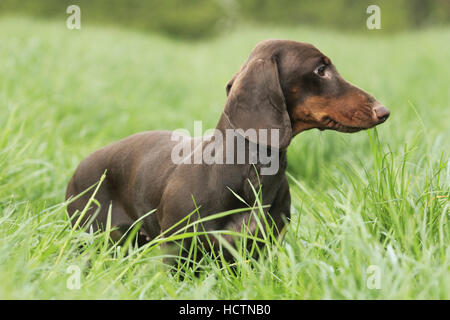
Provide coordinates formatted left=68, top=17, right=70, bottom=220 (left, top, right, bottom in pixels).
left=374, top=105, right=390, bottom=123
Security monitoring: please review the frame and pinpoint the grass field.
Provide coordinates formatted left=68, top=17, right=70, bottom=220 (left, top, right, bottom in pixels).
left=0, top=16, right=449, bottom=299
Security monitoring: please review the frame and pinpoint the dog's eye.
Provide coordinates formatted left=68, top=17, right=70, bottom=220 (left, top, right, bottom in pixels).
left=315, top=65, right=327, bottom=77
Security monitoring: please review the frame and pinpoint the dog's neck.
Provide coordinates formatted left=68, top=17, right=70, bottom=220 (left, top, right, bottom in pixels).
left=214, top=112, right=288, bottom=177
left=214, top=112, right=233, bottom=135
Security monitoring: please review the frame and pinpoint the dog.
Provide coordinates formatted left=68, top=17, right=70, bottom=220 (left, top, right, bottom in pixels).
left=66, top=39, right=389, bottom=260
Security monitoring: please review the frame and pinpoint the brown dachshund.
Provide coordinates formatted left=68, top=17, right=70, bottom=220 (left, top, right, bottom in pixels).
left=66, top=39, right=389, bottom=259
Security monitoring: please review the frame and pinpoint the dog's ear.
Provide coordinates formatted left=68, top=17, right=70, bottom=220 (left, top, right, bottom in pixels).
left=225, top=74, right=236, bottom=97
left=223, top=57, right=292, bottom=149
left=225, top=63, right=246, bottom=96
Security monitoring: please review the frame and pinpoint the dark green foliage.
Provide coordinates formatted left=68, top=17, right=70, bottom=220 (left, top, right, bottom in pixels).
left=0, top=0, right=449, bottom=39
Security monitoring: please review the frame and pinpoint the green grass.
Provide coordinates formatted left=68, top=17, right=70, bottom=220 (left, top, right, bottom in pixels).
left=0, top=16, right=449, bottom=299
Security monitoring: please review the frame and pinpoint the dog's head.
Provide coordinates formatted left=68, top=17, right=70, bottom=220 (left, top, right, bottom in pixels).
left=224, top=39, right=389, bottom=149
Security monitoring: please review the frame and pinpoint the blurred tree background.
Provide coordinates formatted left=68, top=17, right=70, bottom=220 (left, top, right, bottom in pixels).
left=0, top=0, right=449, bottom=39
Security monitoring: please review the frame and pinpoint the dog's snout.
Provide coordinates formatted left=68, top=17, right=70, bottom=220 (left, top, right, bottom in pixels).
left=374, top=105, right=390, bottom=123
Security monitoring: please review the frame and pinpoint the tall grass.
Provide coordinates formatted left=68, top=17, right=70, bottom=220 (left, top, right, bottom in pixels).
left=0, top=16, right=449, bottom=299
